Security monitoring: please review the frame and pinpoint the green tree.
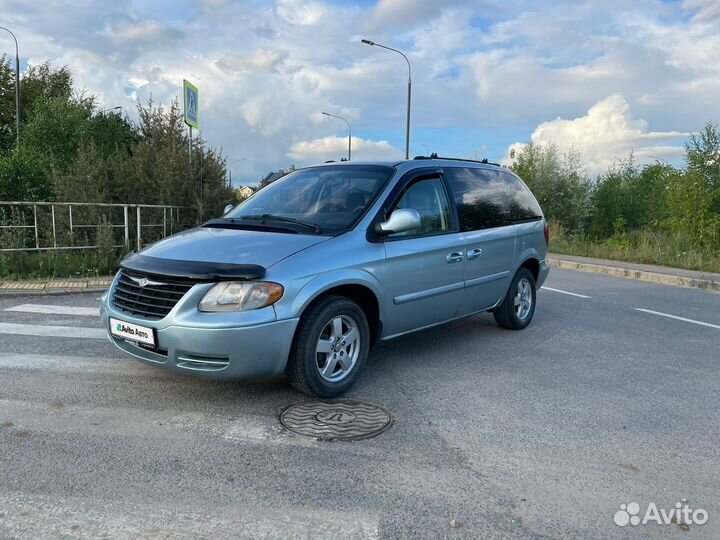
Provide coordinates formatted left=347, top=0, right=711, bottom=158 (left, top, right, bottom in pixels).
left=127, top=99, right=232, bottom=220
left=0, top=55, right=17, bottom=152
left=661, top=122, right=720, bottom=249
left=511, top=142, right=592, bottom=234
left=51, top=142, right=109, bottom=203
left=21, top=94, right=95, bottom=169
left=0, top=147, right=53, bottom=200
left=684, top=121, right=720, bottom=213
left=19, top=62, right=73, bottom=123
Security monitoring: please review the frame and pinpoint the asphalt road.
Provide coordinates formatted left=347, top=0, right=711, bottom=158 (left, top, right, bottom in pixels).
left=0, top=268, right=718, bottom=539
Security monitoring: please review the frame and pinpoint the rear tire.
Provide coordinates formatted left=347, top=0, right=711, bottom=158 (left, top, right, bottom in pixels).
left=493, top=268, right=536, bottom=330
left=286, top=295, right=370, bottom=397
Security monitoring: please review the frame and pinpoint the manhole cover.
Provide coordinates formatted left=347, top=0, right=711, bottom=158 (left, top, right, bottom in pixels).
left=280, top=400, right=392, bottom=441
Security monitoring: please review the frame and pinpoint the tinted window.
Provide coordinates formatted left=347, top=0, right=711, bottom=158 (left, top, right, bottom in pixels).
left=443, top=167, right=509, bottom=231
left=503, top=172, right=543, bottom=222
left=390, top=178, right=452, bottom=237
left=227, top=165, right=394, bottom=233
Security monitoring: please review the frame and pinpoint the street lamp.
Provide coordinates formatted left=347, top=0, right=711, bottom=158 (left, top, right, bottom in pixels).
left=0, top=26, right=20, bottom=148
left=228, top=158, right=246, bottom=187
left=322, top=111, right=351, bottom=161
left=361, top=38, right=411, bottom=160
left=100, top=106, right=122, bottom=114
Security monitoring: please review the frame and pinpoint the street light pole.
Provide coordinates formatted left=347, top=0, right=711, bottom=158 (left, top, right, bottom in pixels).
left=322, top=111, right=351, bottom=161
left=0, top=26, right=20, bottom=148
left=228, top=158, right=246, bottom=187
left=361, top=39, right=411, bottom=160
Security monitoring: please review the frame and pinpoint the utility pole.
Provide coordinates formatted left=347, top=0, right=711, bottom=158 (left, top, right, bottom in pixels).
left=0, top=26, right=20, bottom=148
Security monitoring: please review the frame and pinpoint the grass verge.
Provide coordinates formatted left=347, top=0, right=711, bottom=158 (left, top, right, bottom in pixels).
left=550, top=220, right=720, bottom=274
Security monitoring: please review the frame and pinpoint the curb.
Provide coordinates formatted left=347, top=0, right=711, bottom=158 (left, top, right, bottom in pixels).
left=549, top=258, right=720, bottom=293
left=0, top=286, right=109, bottom=297
left=0, top=279, right=112, bottom=296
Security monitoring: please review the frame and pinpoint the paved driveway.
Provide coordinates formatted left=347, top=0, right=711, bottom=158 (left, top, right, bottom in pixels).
left=0, top=268, right=718, bottom=539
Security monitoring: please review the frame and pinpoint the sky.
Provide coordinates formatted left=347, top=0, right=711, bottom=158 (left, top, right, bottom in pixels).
left=1, top=0, right=719, bottom=186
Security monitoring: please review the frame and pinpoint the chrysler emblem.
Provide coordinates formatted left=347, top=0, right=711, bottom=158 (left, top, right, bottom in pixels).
left=128, top=276, right=166, bottom=287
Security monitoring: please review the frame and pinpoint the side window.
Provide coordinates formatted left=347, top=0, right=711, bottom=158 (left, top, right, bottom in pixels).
left=444, top=167, right=510, bottom=231
left=390, top=178, right=452, bottom=237
left=502, top=173, right=543, bottom=222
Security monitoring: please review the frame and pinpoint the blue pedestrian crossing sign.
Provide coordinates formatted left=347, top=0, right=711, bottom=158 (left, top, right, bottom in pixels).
left=183, top=79, right=199, bottom=129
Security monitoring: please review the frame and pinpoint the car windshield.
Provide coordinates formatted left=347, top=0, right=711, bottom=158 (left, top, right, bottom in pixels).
left=226, top=165, right=395, bottom=233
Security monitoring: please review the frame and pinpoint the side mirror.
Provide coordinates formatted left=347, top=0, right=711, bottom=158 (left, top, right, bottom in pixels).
left=375, top=208, right=421, bottom=236
left=223, top=204, right=234, bottom=215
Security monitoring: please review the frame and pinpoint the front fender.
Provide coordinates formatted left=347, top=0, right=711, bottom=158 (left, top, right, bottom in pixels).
left=274, top=269, right=385, bottom=322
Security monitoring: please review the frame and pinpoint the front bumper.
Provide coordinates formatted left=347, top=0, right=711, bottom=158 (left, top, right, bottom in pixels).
left=100, top=285, right=299, bottom=379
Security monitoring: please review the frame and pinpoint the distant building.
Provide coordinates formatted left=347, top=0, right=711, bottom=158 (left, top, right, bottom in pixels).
left=259, top=170, right=287, bottom=188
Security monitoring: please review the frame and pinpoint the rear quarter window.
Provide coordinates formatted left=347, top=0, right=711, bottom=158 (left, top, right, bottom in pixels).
left=443, top=167, right=510, bottom=231
left=502, top=172, right=543, bottom=222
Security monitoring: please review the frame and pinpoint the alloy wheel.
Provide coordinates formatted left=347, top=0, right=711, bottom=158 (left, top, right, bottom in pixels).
left=315, top=315, right=360, bottom=382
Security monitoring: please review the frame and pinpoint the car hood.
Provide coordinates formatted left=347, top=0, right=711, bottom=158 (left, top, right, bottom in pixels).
left=137, top=227, right=329, bottom=269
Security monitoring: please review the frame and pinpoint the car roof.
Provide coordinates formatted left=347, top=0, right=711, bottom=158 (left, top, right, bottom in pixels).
left=307, top=157, right=505, bottom=171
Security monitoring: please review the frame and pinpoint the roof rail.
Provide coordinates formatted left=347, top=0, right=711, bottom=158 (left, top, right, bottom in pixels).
left=412, top=154, right=501, bottom=166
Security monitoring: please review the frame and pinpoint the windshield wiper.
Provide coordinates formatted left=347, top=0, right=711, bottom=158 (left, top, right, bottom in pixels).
left=239, top=214, right=323, bottom=234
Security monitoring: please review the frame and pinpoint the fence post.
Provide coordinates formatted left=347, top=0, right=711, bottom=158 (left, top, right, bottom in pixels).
left=33, top=204, right=39, bottom=249
left=124, top=206, right=129, bottom=248
left=51, top=205, right=57, bottom=249
left=136, top=206, right=141, bottom=251
left=68, top=205, right=73, bottom=247
left=163, top=207, right=167, bottom=238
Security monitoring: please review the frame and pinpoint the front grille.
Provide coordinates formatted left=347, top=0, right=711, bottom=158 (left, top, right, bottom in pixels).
left=112, top=270, right=197, bottom=320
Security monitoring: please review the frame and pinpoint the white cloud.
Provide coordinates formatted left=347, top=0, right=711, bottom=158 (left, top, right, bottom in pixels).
left=504, top=94, right=688, bottom=175
left=101, top=19, right=181, bottom=46
left=216, top=50, right=289, bottom=73
left=3, top=0, right=719, bottom=184
left=683, top=0, right=720, bottom=23
left=288, top=136, right=403, bottom=163
left=275, top=0, right=326, bottom=25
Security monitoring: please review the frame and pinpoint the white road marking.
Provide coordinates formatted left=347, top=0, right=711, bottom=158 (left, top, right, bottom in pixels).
left=541, top=286, right=592, bottom=299
left=5, top=304, right=99, bottom=316
left=635, top=308, right=720, bottom=330
left=0, top=353, right=141, bottom=374
left=0, top=491, right=380, bottom=540
left=0, top=399, right=315, bottom=449
left=0, top=322, right=105, bottom=339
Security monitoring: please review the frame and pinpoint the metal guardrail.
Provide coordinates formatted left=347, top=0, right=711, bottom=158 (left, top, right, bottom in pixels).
left=0, top=201, right=186, bottom=253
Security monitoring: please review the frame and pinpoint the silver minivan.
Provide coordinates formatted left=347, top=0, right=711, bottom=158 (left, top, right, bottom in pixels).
left=100, top=157, right=549, bottom=397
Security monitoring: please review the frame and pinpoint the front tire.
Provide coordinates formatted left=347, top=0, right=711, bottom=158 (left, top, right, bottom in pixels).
left=286, top=296, right=370, bottom=397
left=493, top=268, right=536, bottom=330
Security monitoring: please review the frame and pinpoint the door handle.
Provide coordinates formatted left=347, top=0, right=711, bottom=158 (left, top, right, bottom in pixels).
left=446, top=251, right=464, bottom=264
left=467, top=248, right=483, bottom=260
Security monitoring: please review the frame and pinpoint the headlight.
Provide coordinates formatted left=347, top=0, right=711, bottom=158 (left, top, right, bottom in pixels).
left=198, top=281, right=284, bottom=312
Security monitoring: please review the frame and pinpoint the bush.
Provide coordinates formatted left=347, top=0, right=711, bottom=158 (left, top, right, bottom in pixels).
left=96, top=216, right=118, bottom=275
left=548, top=218, right=720, bottom=273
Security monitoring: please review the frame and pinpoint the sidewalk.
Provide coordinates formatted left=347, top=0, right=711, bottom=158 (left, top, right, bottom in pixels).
left=548, top=253, right=720, bottom=292
left=0, top=277, right=112, bottom=295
